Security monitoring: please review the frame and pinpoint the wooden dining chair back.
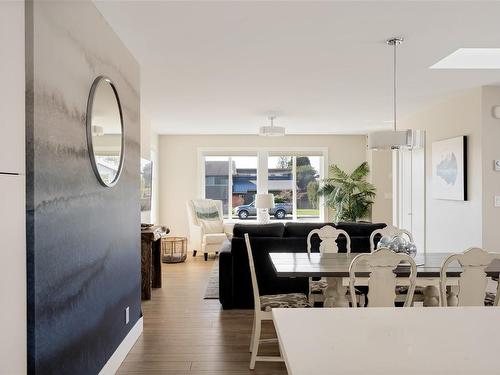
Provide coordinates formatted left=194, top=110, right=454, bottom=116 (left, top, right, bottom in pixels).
left=244, top=233, right=263, bottom=313
left=306, top=226, right=353, bottom=304
left=244, top=233, right=310, bottom=369
left=440, top=247, right=500, bottom=307
left=369, top=225, right=414, bottom=252
left=307, top=225, right=351, bottom=254
left=349, top=248, right=417, bottom=307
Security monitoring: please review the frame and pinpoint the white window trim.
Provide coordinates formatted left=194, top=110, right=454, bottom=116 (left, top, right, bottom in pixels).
left=198, top=146, right=329, bottom=222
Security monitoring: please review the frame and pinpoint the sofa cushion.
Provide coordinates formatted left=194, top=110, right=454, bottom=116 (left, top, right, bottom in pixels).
left=335, top=222, right=386, bottom=236
left=284, top=222, right=334, bottom=237
left=233, top=223, right=284, bottom=238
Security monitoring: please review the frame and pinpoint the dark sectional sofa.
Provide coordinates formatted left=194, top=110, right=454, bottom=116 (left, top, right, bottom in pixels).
left=219, top=221, right=386, bottom=309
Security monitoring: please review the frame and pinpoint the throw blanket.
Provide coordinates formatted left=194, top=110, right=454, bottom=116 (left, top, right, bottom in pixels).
left=193, top=200, right=220, bottom=220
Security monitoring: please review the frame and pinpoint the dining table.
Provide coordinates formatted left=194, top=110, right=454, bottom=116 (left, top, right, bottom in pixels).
left=269, top=252, right=500, bottom=307
left=272, top=306, right=500, bottom=375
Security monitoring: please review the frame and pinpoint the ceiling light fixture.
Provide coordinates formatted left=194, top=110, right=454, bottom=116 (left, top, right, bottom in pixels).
left=430, top=48, right=500, bottom=69
left=367, top=38, right=424, bottom=150
left=259, top=116, right=285, bottom=137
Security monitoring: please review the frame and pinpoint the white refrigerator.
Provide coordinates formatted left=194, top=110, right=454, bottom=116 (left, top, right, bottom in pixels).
left=0, top=1, right=27, bottom=372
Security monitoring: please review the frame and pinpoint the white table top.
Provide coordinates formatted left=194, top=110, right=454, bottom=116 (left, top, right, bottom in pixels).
left=273, top=307, right=500, bottom=375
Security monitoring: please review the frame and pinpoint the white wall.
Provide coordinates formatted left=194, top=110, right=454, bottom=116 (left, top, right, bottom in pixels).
left=140, top=115, right=160, bottom=224
left=159, top=134, right=368, bottom=236
left=481, top=86, right=500, bottom=251
left=0, top=1, right=27, bottom=373
left=400, top=88, right=483, bottom=252
left=367, top=150, right=392, bottom=224
left=0, top=2, right=25, bottom=175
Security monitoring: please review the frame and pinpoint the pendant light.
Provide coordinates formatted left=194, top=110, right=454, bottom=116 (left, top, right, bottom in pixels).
left=259, top=116, right=285, bottom=137
left=367, top=38, right=424, bottom=150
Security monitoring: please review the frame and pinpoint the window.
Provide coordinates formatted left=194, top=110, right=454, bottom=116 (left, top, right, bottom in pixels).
left=204, top=156, right=229, bottom=216
left=268, top=155, right=321, bottom=221
left=231, top=157, right=258, bottom=219
left=201, top=149, right=326, bottom=221
left=268, top=156, right=294, bottom=220
left=203, top=155, right=258, bottom=219
left=296, top=156, right=321, bottom=220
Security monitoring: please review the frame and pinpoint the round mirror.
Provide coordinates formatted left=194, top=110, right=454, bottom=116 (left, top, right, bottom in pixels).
left=86, top=76, right=124, bottom=187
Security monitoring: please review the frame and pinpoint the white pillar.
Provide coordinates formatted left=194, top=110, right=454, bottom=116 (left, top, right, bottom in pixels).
left=257, top=150, right=268, bottom=194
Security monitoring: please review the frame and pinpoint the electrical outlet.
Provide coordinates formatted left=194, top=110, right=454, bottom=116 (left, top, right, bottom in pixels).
left=495, top=196, right=500, bottom=208
left=125, top=306, right=130, bottom=325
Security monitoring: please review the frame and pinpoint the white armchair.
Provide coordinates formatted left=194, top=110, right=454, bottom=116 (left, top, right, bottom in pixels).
left=186, top=199, right=232, bottom=261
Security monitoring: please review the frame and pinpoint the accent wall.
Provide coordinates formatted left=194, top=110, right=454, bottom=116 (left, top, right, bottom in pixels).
left=25, top=1, right=141, bottom=373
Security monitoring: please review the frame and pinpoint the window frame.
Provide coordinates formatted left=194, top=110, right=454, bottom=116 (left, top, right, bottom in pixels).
left=198, top=147, right=328, bottom=222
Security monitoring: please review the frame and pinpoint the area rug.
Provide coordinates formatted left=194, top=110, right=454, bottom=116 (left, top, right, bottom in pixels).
left=204, top=260, right=219, bottom=299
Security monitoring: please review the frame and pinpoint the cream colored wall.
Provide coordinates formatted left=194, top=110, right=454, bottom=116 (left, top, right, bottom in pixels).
left=400, top=88, right=483, bottom=252
left=367, top=150, right=393, bottom=224
left=159, top=134, right=368, bottom=236
left=481, top=86, right=500, bottom=251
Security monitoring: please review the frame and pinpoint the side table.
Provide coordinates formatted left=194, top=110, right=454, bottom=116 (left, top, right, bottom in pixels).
left=141, top=225, right=169, bottom=300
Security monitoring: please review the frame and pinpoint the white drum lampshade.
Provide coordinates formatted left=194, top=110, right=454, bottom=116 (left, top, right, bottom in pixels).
left=255, top=193, right=274, bottom=209
left=255, top=194, right=274, bottom=223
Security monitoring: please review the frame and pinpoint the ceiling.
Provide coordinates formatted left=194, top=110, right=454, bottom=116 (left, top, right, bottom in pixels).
left=95, top=1, right=500, bottom=135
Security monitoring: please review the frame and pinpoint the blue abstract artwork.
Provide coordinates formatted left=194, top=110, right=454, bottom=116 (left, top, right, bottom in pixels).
left=432, top=136, right=467, bottom=201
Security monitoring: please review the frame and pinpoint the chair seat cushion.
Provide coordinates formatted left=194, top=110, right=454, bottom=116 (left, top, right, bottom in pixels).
left=310, top=279, right=328, bottom=294
left=200, top=219, right=223, bottom=234
left=310, top=280, right=364, bottom=295
left=204, top=233, right=228, bottom=244
left=260, top=293, right=311, bottom=312
left=396, top=286, right=424, bottom=295
left=485, top=292, right=496, bottom=306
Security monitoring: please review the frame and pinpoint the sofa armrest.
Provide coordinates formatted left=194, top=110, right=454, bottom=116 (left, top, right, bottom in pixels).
left=219, top=242, right=233, bottom=309
left=223, top=222, right=234, bottom=241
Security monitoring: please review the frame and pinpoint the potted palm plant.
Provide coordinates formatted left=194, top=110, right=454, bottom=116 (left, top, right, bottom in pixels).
left=318, top=161, right=376, bottom=223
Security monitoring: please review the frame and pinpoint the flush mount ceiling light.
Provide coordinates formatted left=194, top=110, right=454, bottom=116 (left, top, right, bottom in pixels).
left=367, top=38, right=424, bottom=150
left=430, top=48, right=500, bottom=69
left=259, top=116, right=285, bottom=137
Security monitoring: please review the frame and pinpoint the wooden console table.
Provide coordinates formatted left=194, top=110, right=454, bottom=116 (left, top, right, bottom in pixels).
left=141, top=225, right=169, bottom=300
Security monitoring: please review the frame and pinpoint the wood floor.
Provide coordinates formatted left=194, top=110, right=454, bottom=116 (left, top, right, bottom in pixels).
left=118, top=255, right=287, bottom=375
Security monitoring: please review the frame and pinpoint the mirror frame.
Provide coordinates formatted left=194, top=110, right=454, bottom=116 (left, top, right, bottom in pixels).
left=86, top=76, right=125, bottom=187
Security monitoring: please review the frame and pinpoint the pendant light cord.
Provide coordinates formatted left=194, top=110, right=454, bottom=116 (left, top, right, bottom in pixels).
left=393, top=40, right=397, bottom=132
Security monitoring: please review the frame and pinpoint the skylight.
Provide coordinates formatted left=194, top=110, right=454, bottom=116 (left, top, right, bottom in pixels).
left=430, top=48, right=500, bottom=69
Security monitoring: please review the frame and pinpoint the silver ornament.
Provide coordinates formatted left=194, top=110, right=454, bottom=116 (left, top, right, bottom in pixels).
left=377, top=235, right=392, bottom=249
left=406, top=243, right=417, bottom=258
left=388, top=241, right=400, bottom=252
left=391, top=236, right=407, bottom=248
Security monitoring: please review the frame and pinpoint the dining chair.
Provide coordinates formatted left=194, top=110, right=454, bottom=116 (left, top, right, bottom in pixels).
left=306, top=226, right=356, bottom=305
left=244, top=233, right=311, bottom=369
left=440, top=247, right=500, bottom=307
left=348, top=247, right=417, bottom=307
left=369, top=225, right=414, bottom=252
left=369, top=226, right=420, bottom=305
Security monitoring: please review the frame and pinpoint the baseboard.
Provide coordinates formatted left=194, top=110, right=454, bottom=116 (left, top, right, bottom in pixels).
left=98, top=317, right=143, bottom=375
